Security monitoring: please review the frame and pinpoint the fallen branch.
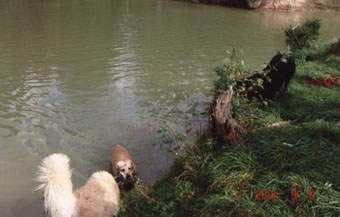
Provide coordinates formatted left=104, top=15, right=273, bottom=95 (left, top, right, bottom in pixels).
left=292, top=24, right=303, bottom=50
left=269, top=121, right=290, bottom=127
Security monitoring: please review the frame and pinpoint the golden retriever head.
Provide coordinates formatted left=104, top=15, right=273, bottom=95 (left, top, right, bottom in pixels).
left=116, top=160, right=136, bottom=180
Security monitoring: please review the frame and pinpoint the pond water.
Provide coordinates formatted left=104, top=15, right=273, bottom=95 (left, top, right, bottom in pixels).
left=0, top=0, right=339, bottom=216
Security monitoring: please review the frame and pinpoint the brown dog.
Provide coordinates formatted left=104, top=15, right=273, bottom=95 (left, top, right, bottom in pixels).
left=111, top=145, right=136, bottom=182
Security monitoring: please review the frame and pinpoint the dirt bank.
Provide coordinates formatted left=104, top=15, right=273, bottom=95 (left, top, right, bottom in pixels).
left=187, top=0, right=340, bottom=11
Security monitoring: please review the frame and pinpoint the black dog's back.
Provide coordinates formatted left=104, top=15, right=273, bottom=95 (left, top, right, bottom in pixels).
left=238, top=52, right=296, bottom=99
left=261, top=52, right=296, bottom=99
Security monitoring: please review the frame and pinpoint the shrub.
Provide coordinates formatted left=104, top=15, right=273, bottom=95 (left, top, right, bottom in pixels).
left=285, top=18, right=321, bottom=51
left=213, top=49, right=265, bottom=100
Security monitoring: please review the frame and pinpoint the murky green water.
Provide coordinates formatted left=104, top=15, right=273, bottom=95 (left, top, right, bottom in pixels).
left=0, top=0, right=339, bottom=216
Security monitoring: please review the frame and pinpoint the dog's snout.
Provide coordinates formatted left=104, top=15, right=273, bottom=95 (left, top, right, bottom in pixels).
left=126, top=174, right=132, bottom=180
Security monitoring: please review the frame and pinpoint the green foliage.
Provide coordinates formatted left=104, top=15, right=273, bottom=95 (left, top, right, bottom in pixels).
left=119, top=41, right=340, bottom=217
left=271, top=56, right=340, bottom=124
left=151, top=126, right=192, bottom=154
left=214, top=49, right=249, bottom=93
left=213, top=49, right=266, bottom=101
left=307, top=41, right=339, bottom=64
left=285, top=18, right=321, bottom=51
left=293, top=40, right=340, bottom=67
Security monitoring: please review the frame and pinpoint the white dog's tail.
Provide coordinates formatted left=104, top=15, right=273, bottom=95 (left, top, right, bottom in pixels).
left=36, top=153, right=76, bottom=217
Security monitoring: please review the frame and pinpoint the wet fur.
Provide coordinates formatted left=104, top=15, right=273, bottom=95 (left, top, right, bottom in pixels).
left=36, top=153, right=120, bottom=217
left=111, top=145, right=136, bottom=180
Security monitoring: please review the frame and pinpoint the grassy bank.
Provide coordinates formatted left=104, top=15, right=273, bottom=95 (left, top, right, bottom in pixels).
left=119, top=40, right=340, bottom=216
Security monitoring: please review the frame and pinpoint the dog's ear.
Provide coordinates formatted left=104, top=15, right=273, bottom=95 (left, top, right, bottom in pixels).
left=132, top=161, right=137, bottom=175
left=115, top=165, right=120, bottom=176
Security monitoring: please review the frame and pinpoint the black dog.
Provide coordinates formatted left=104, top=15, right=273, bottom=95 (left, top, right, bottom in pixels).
left=115, top=173, right=135, bottom=191
left=240, top=52, right=296, bottom=99
left=261, top=52, right=296, bottom=98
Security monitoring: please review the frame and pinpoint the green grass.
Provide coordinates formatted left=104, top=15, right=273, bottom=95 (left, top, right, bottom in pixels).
left=118, top=41, right=340, bottom=217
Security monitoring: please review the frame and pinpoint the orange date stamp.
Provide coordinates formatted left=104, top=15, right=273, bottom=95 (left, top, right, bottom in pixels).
left=255, top=189, right=315, bottom=201
left=255, top=190, right=279, bottom=201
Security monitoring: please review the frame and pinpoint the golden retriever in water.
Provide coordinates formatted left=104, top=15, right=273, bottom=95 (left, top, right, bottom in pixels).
left=36, top=153, right=120, bottom=217
left=111, top=145, right=136, bottom=182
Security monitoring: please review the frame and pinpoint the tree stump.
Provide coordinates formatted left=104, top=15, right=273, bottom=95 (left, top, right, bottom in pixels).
left=209, top=86, right=245, bottom=147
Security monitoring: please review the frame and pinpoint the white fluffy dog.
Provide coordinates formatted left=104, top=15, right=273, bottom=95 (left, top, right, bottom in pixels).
left=36, top=153, right=120, bottom=217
